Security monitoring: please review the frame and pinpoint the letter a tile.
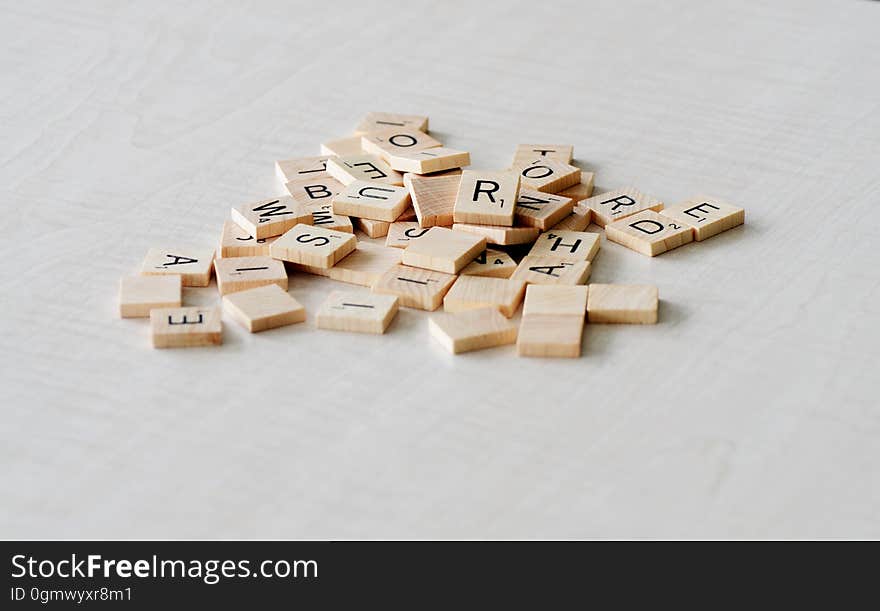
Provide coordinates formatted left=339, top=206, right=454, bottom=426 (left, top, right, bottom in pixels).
left=141, top=247, right=215, bottom=287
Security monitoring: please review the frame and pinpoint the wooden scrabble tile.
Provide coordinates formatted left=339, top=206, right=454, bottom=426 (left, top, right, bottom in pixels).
left=660, top=196, right=744, bottom=241
left=213, top=256, right=287, bottom=296
left=512, top=144, right=574, bottom=165
left=587, top=284, right=658, bottom=324
left=326, top=154, right=403, bottom=186
left=556, top=171, right=595, bottom=204
left=443, top=275, right=526, bottom=318
left=522, top=284, right=588, bottom=316
left=452, top=223, right=540, bottom=246
left=320, top=136, right=364, bottom=157
left=605, top=209, right=693, bottom=256
left=387, top=147, right=470, bottom=174
left=405, top=171, right=461, bottom=228
left=385, top=221, right=430, bottom=249
left=141, top=247, right=215, bottom=287
left=372, top=264, right=457, bottom=311
left=291, top=241, right=401, bottom=286
left=400, top=226, right=486, bottom=274
left=429, top=308, right=518, bottom=354
left=222, top=284, right=305, bottom=332
left=453, top=170, right=520, bottom=226
left=509, top=256, right=591, bottom=286
left=217, top=220, right=277, bottom=259
left=119, top=275, right=181, bottom=318
left=517, top=315, right=585, bottom=358
left=512, top=158, right=580, bottom=193
left=231, top=196, right=312, bottom=239
left=356, top=217, right=390, bottom=238
left=276, top=156, right=331, bottom=184
left=361, top=127, right=442, bottom=162
left=354, top=111, right=429, bottom=135
left=316, top=291, right=399, bottom=334
left=331, top=181, right=411, bottom=221
left=517, top=285, right=588, bottom=358
left=269, top=224, right=357, bottom=268
left=150, top=306, right=222, bottom=348
left=284, top=175, right=345, bottom=206
left=304, top=201, right=354, bottom=233
left=460, top=248, right=517, bottom=279
left=549, top=204, right=591, bottom=231
left=528, top=230, right=600, bottom=261
left=581, top=187, right=664, bottom=227
left=514, top=189, right=574, bottom=229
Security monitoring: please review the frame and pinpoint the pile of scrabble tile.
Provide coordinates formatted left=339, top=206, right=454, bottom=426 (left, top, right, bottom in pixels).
left=119, top=112, right=745, bottom=356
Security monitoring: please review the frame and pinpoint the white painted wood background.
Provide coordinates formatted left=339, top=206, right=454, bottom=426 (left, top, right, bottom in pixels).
left=2, top=0, right=878, bottom=538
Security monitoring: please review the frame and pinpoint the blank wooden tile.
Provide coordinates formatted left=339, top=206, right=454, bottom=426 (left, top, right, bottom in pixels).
left=214, top=256, right=287, bottom=296
left=517, top=315, right=585, bottom=358
left=316, top=290, right=399, bottom=334
left=661, top=196, right=744, bottom=241
left=354, top=111, right=429, bottom=135
left=549, top=204, right=591, bottom=231
left=405, top=171, right=461, bottom=228
left=517, top=285, right=588, bottom=358
left=509, top=256, right=591, bottom=286
left=453, top=170, right=520, bottom=226
left=231, top=196, right=312, bottom=239
left=587, top=284, right=658, bottom=324
left=320, top=136, right=364, bottom=157
left=119, top=275, right=181, bottom=318
left=291, top=241, right=401, bottom=286
left=512, top=158, right=580, bottom=193
left=284, top=175, right=345, bottom=206
left=605, top=209, right=693, bottom=256
left=356, top=217, right=390, bottom=238
left=275, top=156, right=331, bottom=184
left=556, top=171, right=595, bottom=204
left=141, top=247, right=215, bottom=287
left=331, top=180, right=411, bottom=221
left=581, top=187, right=664, bottom=227
left=222, top=284, right=305, bottom=332
left=385, top=221, right=430, bottom=248
left=361, top=127, right=442, bottom=162
left=218, top=220, right=277, bottom=259
left=514, top=188, right=574, bottom=229
left=452, top=223, right=540, bottom=246
left=512, top=144, right=574, bottom=165
left=460, top=248, right=517, bottom=278
left=387, top=147, right=470, bottom=174
left=429, top=308, right=518, bottom=354
left=372, top=264, right=457, bottom=311
left=326, top=154, right=403, bottom=186
left=269, top=224, right=357, bottom=268
left=528, top=230, right=600, bottom=261
left=443, top=275, right=526, bottom=318
left=151, top=306, right=222, bottom=348
left=304, top=201, right=354, bottom=233
left=401, top=226, right=486, bottom=274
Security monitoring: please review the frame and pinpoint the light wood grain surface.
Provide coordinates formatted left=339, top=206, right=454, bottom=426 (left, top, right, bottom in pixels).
left=2, top=0, right=878, bottom=538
